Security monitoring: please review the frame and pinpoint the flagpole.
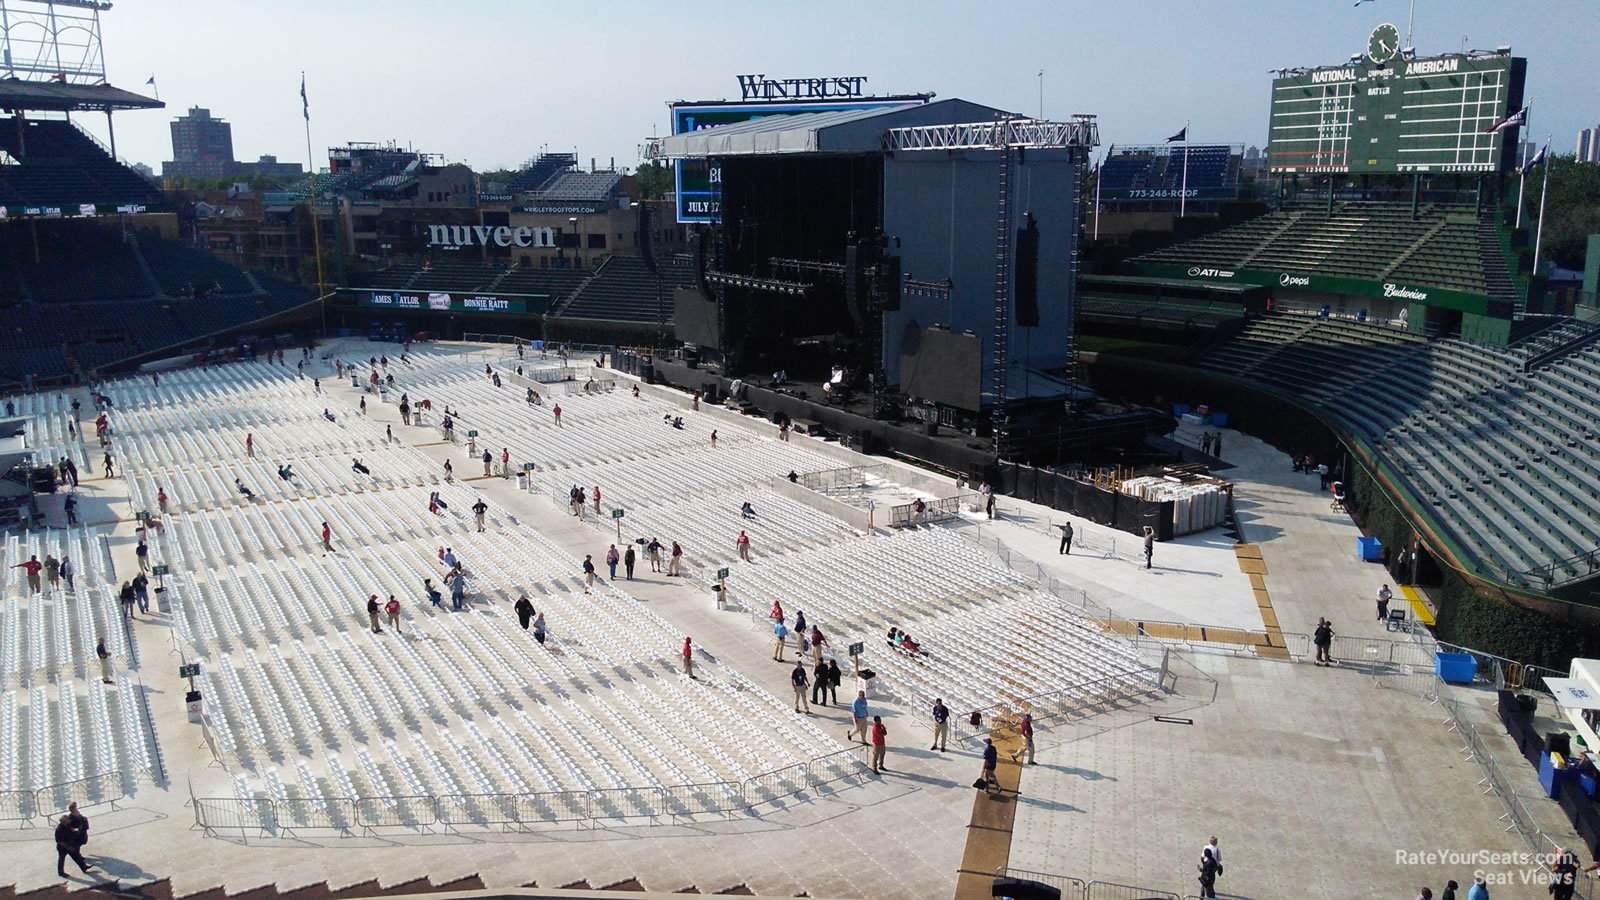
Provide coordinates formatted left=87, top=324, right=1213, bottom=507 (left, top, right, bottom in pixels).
left=1180, top=121, right=1190, bottom=218
left=1514, top=100, right=1531, bottom=229
left=1532, top=133, right=1551, bottom=274
left=302, top=72, right=328, bottom=337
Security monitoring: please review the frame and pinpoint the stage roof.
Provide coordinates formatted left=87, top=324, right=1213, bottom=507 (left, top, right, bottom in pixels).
left=0, top=79, right=164, bottom=112
left=654, top=98, right=1006, bottom=159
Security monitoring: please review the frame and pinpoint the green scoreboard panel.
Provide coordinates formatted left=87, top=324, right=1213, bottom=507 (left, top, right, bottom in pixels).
left=1267, top=54, right=1524, bottom=175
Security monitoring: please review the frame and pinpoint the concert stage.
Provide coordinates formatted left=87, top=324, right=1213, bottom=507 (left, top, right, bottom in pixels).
left=635, top=354, right=1169, bottom=479
left=649, top=99, right=1105, bottom=466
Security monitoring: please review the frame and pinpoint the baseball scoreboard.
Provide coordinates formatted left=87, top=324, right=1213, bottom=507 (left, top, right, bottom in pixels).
left=669, top=88, right=927, bottom=224
left=1267, top=41, right=1525, bottom=175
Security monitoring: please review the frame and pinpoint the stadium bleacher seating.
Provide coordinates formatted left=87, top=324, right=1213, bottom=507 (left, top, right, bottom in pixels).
left=507, top=153, right=578, bottom=194
left=0, top=220, right=311, bottom=382
left=531, top=170, right=622, bottom=203
left=138, top=238, right=254, bottom=296
left=0, top=117, right=161, bottom=209
left=1099, top=145, right=1237, bottom=197
left=1135, top=202, right=1496, bottom=296
left=1198, top=312, right=1600, bottom=586
left=557, top=254, right=694, bottom=322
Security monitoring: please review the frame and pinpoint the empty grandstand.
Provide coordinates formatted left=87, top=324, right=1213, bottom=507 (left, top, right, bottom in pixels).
left=0, top=223, right=316, bottom=384
left=1191, top=313, right=1600, bottom=591
left=0, top=117, right=162, bottom=210
left=1097, top=144, right=1241, bottom=205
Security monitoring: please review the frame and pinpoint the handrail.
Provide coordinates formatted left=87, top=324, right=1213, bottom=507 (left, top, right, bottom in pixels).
left=1523, top=321, right=1600, bottom=374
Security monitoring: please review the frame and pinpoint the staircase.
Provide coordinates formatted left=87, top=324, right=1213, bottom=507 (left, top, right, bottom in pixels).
left=1236, top=210, right=1304, bottom=268
left=123, top=234, right=166, bottom=300
left=1379, top=218, right=1448, bottom=279
left=547, top=256, right=613, bottom=317
left=1477, top=221, right=1522, bottom=309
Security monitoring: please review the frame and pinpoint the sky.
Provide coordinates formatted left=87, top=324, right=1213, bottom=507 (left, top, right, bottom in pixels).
left=76, top=0, right=1599, bottom=174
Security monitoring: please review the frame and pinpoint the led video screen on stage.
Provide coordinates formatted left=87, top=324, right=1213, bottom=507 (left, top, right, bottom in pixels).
left=357, top=291, right=539, bottom=315
left=669, top=97, right=924, bottom=224
left=1267, top=53, right=1524, bottom=174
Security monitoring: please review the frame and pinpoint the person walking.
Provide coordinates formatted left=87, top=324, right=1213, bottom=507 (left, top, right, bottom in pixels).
left=772, top=618, right=789, bottom=661
left=1011, top=713, right=1036, bottom=765
left=668, top=541, right=683, bottom=576
left=1058, top=521, right=1074, bottom=555
left=1196, top=846, right=1221, bottom=899
left=1142, top=526, right=1155, bottom=569
left=810, top=625, right=826, bottom=665
left=532, top=610, right=547, bottom=645
left=359, top=397, right=367, bottom=416
left=43, top=553, right=60, bottom=590
left=985, top=491, right=996, bottom=520
left=384, top=595, right=402, bottom=634
left=847, top=691, right=870, bottom=745
left=582, top=555, right=596, bottom=593
left=710, top=429, right=718, bottom=449
left=736, top=530, right=751, bottom=562
left=64, top=492, right=78, bottom=525
left=133, top=573, right=149, bottom=614
left=623, top=545, right=636, bottom=580
left=135, top=538, right=149, bottom=573
left=472, top=498, right=488, bottom=533
left=1313, top=618, right=1334, bottom=666
left=366, top=595, right=383, bottom=633
left=811, top=658, right=829, bottom=707
left=869, top=716, right=888, bottom=773
left=592, top=485, right=602, bottom=515
left=681, top=636, right=696, bottom=678
left=605, top=544, right=620, bottom=579
left=59, top=556, right=74, bottom=592
left=64, top=458, right=78, bottom=487
left=321, top=521, right=334, bottom=554
left=826, top=659, right=842, bottom=705
left=443, top=459, right=454, bottom=482
left=1377, top=584, right=1393, bottom=621
left=102, top=451, right=115, bottom=478
left=978, top=738, right=999, bottom=793
left=1465, top=876, right=1488, bottom=900
left=55, top=813, right=94, bottom=879
left=790, top=661, right=811, bottom=714
left=15, top=554, right=44, bottom=594
left=96, top=638, right=114, bottom=684
left=449, top=568, right=467, bottom=610
left=482, top=449, right=493, bottom=476
left=930, top=698, right=949, bottom=752
left=648, top=538, right=663, bottom=573
left=157, top=487, right=169, bottom=515
left=515, top=595, right=535, bottom=630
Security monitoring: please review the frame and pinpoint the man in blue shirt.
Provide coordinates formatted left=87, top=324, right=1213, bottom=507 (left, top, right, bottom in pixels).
left=790, top=661, right=811, bottom=714
left=930, top=698, right=949, bottom=752
left=772, top=618, right=789, bottom=661
left=847, top=691, right=870, bottom=745
left=980, top=739, right=999, bottom=793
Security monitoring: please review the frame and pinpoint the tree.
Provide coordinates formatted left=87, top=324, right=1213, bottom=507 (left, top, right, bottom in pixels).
left=633, top=161, right=673, bottom=201
left=1525, top=155, right=1600, bottom=270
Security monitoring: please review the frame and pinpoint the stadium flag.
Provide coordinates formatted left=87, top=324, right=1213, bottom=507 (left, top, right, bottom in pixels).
left=145, top=75, right=155, bottom=86
left=1166, top=126, right=1187, bottom=143
left=1485, top=107, right=1526, bottom=134
left=1514, top=100, right=1534, bottom=228
left=300, top=74, right=310, bottom=122
left=1521, top=140, right=1547, bottom=177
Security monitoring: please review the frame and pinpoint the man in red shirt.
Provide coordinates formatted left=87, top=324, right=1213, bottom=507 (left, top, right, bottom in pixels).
left=870, top=715, right=888, bottom=773
left=1011, top=713, right=1036, bottom=765
left=552, top=404, right=562, bottom=426
left=12, top=555, right=42, bottom=593
left=321, top=522, right=334, bottom=554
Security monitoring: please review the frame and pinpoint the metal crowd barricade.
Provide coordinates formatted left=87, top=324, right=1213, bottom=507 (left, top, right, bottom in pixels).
left=34, top=770, right=122, bottom=819
left=1086, top=880, right=1179, bottom=900
left=998, top=868, right=1089, bottom=898
left=0, top=789, right=33, bottom=822
left=661, top=781, right=742, bottom=820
